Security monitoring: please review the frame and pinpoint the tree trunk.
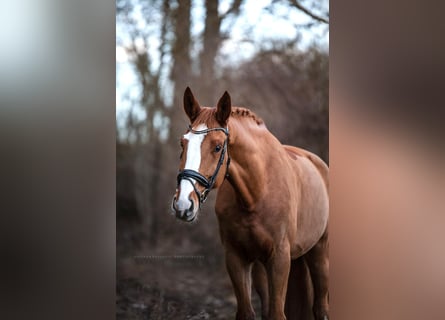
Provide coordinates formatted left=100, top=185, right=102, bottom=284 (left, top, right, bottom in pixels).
left=200, top=0, right=221, bottom=104
left=170, top=0, right=192, bottom=141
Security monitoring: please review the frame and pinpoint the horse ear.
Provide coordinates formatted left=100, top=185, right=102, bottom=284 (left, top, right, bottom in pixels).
left=216, top=91, right=231, bottom=125
left=183, top=87, right=201, bottom=122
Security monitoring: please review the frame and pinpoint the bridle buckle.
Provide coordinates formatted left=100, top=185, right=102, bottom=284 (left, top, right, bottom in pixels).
left=201, top=190, right=210, bottom=203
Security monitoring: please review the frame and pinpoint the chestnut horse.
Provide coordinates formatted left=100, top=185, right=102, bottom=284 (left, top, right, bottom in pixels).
left=172, top=87, right=329, bottom=320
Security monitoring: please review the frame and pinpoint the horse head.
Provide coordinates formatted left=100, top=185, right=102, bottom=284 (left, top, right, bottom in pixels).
left=171, top=87, right=231, bottom=222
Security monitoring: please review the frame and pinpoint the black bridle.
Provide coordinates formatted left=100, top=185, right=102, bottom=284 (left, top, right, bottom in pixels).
left=177, top=125, right=230, bottom=205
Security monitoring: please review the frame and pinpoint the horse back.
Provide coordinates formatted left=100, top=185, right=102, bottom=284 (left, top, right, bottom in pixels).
left=283, top=145, right=329, bottom=192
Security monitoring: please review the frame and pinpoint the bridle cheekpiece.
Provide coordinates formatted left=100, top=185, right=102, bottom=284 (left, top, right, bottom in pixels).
left=177, top=125, right=230, bottom=205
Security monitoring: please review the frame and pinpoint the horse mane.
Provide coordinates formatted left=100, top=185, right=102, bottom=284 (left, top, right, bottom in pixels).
left=231, top=107, right=264, bottom=125
left=194, top=106, right=264, bottom=126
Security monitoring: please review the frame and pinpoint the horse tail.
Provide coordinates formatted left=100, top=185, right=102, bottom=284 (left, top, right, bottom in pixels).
left=285, top=257, right=314, bottom=320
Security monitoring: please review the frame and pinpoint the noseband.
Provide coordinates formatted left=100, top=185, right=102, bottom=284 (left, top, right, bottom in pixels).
left=177, top=125, right=230, bottom=205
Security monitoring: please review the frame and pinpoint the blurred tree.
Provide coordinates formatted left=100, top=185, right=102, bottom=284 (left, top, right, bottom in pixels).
left=199, top=0, right=243, bottom=102
left=220, top=43, right=328, bottom=161
left=286, top=0, right=329, bottom=24
left=117, top=0, right=174, bottom=244
left=169, top=0, right=192, bottom=141
left=117, top=0, right=328, bottom=144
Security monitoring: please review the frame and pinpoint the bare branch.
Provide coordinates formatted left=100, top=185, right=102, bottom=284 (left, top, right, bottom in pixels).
left=157, top=0, right=170, bottom=76
left=288, top=0, right=329, bottom=24
left=219, top=0, right=243, bottom=22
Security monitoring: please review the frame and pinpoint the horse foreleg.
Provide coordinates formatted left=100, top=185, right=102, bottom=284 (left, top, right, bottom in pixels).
left=225, top=249, right=255, bottom=320
left=265, top=243, right=291, bottom=320
left=252, top=260, right=269, bottom=319
left=305, top=229, right=329, bottom=320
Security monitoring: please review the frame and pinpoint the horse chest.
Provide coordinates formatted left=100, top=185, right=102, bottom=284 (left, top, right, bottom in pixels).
left=217, top=212, right=276, bottom=261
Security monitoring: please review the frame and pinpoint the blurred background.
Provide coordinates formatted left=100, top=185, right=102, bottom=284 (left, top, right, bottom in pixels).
left=116, top=0, right=328, bottom=318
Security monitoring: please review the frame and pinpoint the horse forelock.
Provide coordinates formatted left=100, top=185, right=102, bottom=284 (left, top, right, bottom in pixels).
left=192, top=107, right=219, bottom=128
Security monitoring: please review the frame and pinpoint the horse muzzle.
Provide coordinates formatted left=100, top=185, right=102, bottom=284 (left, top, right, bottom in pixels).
left=171, top=195, right=197, bottom=222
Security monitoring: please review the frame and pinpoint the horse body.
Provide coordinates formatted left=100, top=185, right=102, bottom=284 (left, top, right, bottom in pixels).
left=216, top=124, right=328, bottom=260
left=214, top=120, right=329, bottom=320
left=172, top=88, right=329, bottom=320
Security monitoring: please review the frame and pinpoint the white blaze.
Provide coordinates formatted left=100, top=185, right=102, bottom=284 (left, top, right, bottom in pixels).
left=176, top=124, right=208, bottom=211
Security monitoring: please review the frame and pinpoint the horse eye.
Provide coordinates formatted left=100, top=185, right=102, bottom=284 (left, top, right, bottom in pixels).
left=214, top=144, right=222, bottom=153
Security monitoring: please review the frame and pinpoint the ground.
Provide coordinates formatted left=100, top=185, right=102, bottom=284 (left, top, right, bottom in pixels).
left=117, top=217, right=262, bottom=319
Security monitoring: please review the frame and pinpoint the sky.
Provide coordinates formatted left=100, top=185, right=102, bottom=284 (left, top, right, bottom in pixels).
left=116, top=0, right=329, bottom=138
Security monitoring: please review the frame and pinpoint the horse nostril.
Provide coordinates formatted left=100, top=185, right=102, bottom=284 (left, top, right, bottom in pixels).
left=175, top=210, right=184, bottom=218
left=188, top=195, right=195, bottom=210
left=189, top=199, right=194, bottom=213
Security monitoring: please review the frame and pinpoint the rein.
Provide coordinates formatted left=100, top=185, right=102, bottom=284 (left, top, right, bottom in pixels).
left=177, top=125, right=230, bottom=205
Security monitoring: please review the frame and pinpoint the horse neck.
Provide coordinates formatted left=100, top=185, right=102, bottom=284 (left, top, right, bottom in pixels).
left=226, top=119, right=286, bottom=210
